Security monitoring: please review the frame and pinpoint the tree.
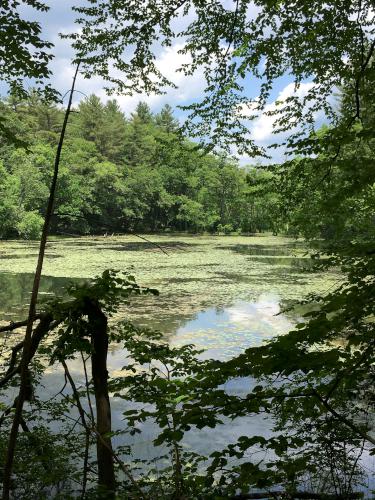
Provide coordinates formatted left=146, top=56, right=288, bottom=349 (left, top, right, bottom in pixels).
left=0, top=0, right=53, bottom=98
left=0, top=0, right=56, bottom=145
left=133, top=101, right=153, bottom=124
left=76, top=95, right=128, bottom=162
left=0, top=161, right=20, bottom=238
left=155, top=104, right=179, bottom=133
left=102, top=99, right=128, bottom=162
left=0, top=95, right=254, bottom=236
left=0, top=62, right=80, bottom=500
left=1, top=1, right=375, bottom=496
left=25, top=91, right=62, bottom=135
left=242, top=167, right=283, bottom=234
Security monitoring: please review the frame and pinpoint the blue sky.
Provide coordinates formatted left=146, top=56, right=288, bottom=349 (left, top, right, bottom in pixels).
left=13, top=1, right=316, bottom=164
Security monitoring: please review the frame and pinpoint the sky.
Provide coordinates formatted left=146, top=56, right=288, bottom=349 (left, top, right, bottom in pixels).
left=13, top=0, right=314, bottom=165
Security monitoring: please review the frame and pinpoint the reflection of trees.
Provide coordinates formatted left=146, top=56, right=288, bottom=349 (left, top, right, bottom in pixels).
left=0, top=273, right=84, bottom=321
left=279, top=298, right=319, bottom=323
left=118, top=294, right=231, bottom=341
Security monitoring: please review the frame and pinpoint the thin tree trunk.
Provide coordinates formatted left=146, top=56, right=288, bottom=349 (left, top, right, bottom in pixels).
left=2, top=63, right=80, bottom=500
left=86, top=298, right=116, bottom=497
left=63, top=357, right=144, bottom=499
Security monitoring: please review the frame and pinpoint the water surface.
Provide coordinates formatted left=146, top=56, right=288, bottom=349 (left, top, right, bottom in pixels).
left=2, top=235, right=372, bottom=493
left=0, top=234, right=337, bottom=336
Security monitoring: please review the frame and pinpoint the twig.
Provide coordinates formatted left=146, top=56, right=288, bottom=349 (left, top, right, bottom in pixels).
left=324, top=341, right=375, bottom=401
left=0, top=314, right=55, bottom=390
left=61, top=359, right=90, bottom=498
left=0, top=398, right=50, bottom=472
left=80, top=351, right=95, bottom=422
left=44, top=372, right=68, bottom=404
left=229, top=492, right=362, bottom=499
left=131, top=233, right=169, bottom=255
left=81, top=425, right=90, bottom=500
left=311, top=389, right=375, bottom=447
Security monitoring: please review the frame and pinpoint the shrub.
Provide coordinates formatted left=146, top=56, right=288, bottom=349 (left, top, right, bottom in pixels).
left=16, top=211, right=44, bottom=240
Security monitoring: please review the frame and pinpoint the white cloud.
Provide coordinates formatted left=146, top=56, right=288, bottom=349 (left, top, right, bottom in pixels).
left=226, top=296, right=293, bottom=334
left=48, top=39, right=206, bottom=115
left=13, top=1, right=206, bottom=115
left=10, top=1, right=330, bottom=163
left=108, top=43, right=206, bottom=113
left=235, top=81, right=322, bottom=164
left=248, top=82, right=315, bottom=142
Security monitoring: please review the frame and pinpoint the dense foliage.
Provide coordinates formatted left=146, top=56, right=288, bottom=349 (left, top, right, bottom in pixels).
left=0, top=0, right=56, bottom=147
left=0, top=95, right=279, bottom=238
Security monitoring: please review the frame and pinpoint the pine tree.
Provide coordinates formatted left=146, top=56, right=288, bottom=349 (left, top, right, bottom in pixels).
left=132, top=101, right=153, bottom=124
left=155, top=104, right=179, bottom=133
left=77, top=95, right=127, bottom=161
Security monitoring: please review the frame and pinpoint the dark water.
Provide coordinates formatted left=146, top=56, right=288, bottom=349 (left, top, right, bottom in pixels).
left=0, top=272, right=85, bottom=322
left=0, top=271, right=296, bottom=359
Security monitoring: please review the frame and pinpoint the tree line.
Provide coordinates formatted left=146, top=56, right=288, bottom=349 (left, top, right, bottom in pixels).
left=0, top=94, right=280, bottom=239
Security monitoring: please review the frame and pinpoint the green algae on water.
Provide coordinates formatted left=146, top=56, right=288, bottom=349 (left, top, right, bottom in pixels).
left=0, top=234, right=340, bottom=331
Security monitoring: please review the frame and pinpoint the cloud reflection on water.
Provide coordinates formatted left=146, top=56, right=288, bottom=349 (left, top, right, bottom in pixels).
left=170, top=294, right=295, bottom=360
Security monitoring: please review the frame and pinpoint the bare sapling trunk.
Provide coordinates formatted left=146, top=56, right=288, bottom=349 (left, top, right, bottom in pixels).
left=2, top=63, right=80, bottom=500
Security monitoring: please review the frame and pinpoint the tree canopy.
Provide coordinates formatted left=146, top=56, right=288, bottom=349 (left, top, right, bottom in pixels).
left=70, top=0, right=375, bottom=154
left=0, top=94, right=281, bottom=238
left=0, top=0, right=53, bottom=97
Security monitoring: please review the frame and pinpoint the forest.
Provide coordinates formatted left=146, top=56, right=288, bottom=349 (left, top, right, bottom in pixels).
left=0, top=95, right=279, bottom=237
left=0, top=0, right=374, bottom=499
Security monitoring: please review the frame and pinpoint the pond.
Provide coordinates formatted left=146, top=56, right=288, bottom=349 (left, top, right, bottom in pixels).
left=1, top=234, right=373, bottom=493
left=0, top=234, right=336, bottom=339
left=0, top=234, right=340, bottom=368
